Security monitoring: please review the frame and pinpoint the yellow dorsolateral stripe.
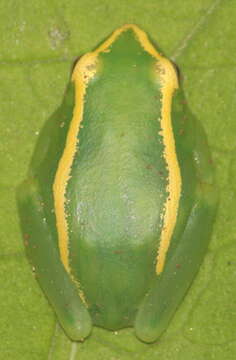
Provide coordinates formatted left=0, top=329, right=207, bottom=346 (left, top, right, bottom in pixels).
left=155, top=72, right=181, bottom=274
left=53, top=24, right=181, bottom=279
left=53, top=54, right=97, bottom=273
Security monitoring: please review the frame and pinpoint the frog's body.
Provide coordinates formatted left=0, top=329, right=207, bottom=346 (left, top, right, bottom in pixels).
left=17, top=24, right=218, bottom=342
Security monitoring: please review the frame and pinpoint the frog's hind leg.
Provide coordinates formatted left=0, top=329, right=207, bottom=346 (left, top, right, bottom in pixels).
left=134, top=113, right=218, bottom=343
left=17, top=178, right=92, bottom=341
left=135, top=183, right=217, bottom=342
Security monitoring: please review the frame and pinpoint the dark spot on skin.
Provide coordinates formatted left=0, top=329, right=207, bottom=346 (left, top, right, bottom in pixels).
left=176, top=263, right=181, bottom=269
left=179, top=129, right=185, bottom=136
left=113, top=250, right=124, bottom=255
left=120, top=132, right=125, bottom=137
left=24, top=233, right=30, bottom=240
left=146, top=164, right=153, bottom=170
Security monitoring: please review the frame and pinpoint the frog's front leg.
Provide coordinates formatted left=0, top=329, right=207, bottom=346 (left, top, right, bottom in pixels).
left=17, top=178, right=92, bottom=341
left=135, top=117, right=218, bottom=343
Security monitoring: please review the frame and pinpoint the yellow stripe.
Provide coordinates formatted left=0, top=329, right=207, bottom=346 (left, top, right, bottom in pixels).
left=53, top=54, right=97, bottom=273
left=155, top=69, right=181, bottom=274
left=53, top=24, right=181, bottom=279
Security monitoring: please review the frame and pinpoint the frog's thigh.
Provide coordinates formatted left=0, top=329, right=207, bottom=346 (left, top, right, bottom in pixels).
left=17, top=178, right=92, bottom=341
left=134, top=183, right=217, bottom=343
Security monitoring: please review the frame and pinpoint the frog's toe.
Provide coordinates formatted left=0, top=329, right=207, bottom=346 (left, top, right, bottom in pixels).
left=60, top=310, right=92, bottom=341
left=134, top=320, right=161, bottom=343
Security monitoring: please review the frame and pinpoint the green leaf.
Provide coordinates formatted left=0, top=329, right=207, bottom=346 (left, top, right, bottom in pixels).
left=1, top=0, right=235, bottom=359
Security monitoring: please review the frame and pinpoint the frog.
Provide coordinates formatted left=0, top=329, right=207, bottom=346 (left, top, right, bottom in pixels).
left=17, top=24, right=218, bottom=343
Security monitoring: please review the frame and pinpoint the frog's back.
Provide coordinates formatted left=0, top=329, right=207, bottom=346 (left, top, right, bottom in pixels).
left=54, top=29, right=176, bottom=329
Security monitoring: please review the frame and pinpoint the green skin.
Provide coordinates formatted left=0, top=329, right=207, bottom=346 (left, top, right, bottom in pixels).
left=17, top=30, right=218, bottom=343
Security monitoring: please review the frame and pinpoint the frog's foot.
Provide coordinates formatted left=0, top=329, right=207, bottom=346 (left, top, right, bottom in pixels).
left=134, top=182, right=217, bottom=343
left=17, top=177, right=92, bottom=341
